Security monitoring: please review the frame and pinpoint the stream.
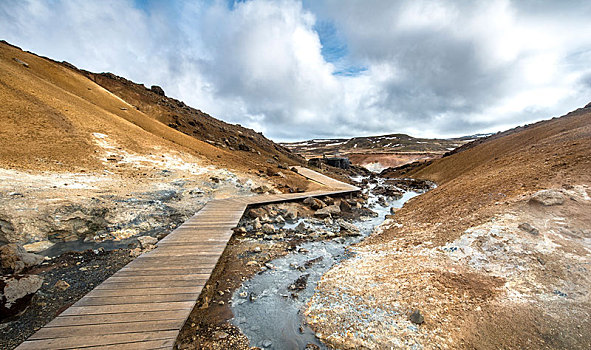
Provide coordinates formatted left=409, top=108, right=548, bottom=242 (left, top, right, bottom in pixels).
left=231, top=177, right=423, bottom=349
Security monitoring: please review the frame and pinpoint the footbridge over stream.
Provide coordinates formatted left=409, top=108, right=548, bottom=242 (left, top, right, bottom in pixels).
left=16, top=166, right=360, bottom=350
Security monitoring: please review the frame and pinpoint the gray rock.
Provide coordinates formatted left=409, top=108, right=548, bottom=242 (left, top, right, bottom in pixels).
left=262, top=339, right=273, bottom=348
left=409, top=309, right=424, bottom=324
left=530, top=189, right=565, bottom=206
left=339, top=200, right=352, bottom=212
left=253, top=218, right=262, bottom=230
left=150, top=85, right=165, bottom=96
left=337, top=219, right=360, bottom=236
left=262, top=223, right=275, bottom=234
left=137, top=236, right=157, bottom=250
left=1, top=274, right=43, bottom=319
left=314, top=204, right=341, bottom=218
left=295, top=222, right=307, bottom=233
left=518, top=223, right=539, bottom=235
left=0, top=244, right=44, bottom=274
left=285, top=207, right=298, bottom=221
left=303, top=197, right=326, bottom=210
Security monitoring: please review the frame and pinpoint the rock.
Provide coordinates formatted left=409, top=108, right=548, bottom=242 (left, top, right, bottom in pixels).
left=0, top=244, right=44, bottom=274
left=339, top=200, right=352, bottom=212
left=238, top=143, right=251, bottom=152
left=275, top=215, right=285, bottom=224
left=518, top=223, right=539, bottom=235
left=137, top=236, right=157, bottom=250
left=290, top=167, right=299, bottom=173
left=262, top=223, right=275, bottom=234
left=13, top=57, right=29, bottom=68
left=409, top=309, right=424, bottom=324
left=337, top=219, right=360, bottom=236
left=295, top=222, right=307, bottom=233
left=247, top=208, right=267, bottom=219
left=22, top=241, right=54, bottom=253
left=213, top=331, right=228, bottom=340
left=150, top=85, right=165, bottom=96
left=1, top=274, right=43, bottom=320
left=262, top=339, right=273, bottom=348
left=288, top=274, right=309, bottom=292
left=253, top=218, right=262, bottom=230
left=305, top=344, right=321, bottom=350
left=314, top=205, right=341, bottom=218
left=390, top=207, right=399, bottom=215
left=530, top=189, right=565, bottom=206
left=285, top=207, right=298, bottom=221
left=303, top=197, right=326, bottom=210
left=54, top=280, right=70, bottom=291
left=323, top=197, right=335, bottom=205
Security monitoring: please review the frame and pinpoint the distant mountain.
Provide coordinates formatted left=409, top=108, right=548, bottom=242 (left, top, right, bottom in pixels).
left=281, top=133, right=476, bottom=172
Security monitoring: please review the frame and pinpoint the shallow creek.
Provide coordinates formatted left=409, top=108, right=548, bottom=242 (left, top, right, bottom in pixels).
left=231, top=177, right=422, bottom=349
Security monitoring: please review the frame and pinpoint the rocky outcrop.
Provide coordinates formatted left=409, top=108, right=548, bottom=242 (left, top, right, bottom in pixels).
left=0, top=274, right=43, bottom=320
left=0, top=244, right=43, bottom=274
left=529, top=189, right=565, bottom=206
left=150, top=85, right=165, bottom=96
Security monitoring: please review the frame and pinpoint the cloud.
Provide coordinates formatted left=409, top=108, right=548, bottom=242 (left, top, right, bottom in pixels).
left=1, top=0, right=590, bottom=141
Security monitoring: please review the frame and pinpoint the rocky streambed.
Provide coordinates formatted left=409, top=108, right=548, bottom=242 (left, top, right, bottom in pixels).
left=176, top=175, right=433, bottom=349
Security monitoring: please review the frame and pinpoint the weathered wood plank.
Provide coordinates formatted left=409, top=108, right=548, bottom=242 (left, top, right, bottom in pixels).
left=18, top=331, right=178, bottom=350
left=45, top=310, right=190, bottom=327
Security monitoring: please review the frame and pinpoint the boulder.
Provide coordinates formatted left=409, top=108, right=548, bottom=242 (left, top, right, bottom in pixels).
left=137, top=236, right=157, bottom=250
left=339, top=200, right=352, bottom=212
left=314, top=205, right=341, bottom=218
left=409, top=309, right=424, bottom=324
left=1, top=274, right=43, bottom=320
left=285, top=207, right=298, bottom=221
left=303, top=197, right=326, bottom=210
left=262, top=223, right=275, bottom=234
left=518, top=223, right=539, bottom=235
left=150, top=85, right=165, bottom=96
left=22, top=241, right=54, bottom=253
left=295, top=222, right=307, bottom=233
left=337, top=219, right=360, bottom=236
left=247, top=208, right=267, bottom=219
left=253, top=218, right=262, bottom=231
left=0, top=244, right=44, bottom=274
left=530, top=189, right=565, bottom=206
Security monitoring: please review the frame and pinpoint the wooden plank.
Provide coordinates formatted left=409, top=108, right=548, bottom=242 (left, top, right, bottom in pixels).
left=105, top=274, right=209, bottom=283
left=18, top=330, right=178, bottom=350
left=74, top=293, right=200, bottom=306
left=86, top=287, right=202, bottom=298
left=95, top=280, right=207, bottom=290
left=60, top=301, right=195, bottom=316
left=115, top=268, right=213, bottom=276
left=70, top=339, right=176, bottom=350
left=29, top=319, right=185, bottom=340
left=45, top=310, right=190, bottom=327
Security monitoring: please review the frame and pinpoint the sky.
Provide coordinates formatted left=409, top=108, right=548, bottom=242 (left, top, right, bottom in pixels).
left=1, top=0, right=591, bottom=142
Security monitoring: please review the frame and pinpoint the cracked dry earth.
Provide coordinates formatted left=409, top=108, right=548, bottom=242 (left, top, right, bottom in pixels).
left=305, top=185, right=591, bottom=349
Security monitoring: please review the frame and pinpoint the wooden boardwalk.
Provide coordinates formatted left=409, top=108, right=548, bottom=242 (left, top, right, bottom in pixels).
left=17, top=167, right=359, bottom=350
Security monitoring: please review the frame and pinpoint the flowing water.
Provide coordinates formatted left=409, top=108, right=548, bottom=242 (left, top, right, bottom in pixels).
left=231, top=177, right=422, bottom=349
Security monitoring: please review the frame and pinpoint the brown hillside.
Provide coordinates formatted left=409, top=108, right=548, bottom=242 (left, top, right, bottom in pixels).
left=379, top=108, right=591, bottom=245
left=307, top=108, right=591, bottom=349
left=0, top=40, right=313, bottom=191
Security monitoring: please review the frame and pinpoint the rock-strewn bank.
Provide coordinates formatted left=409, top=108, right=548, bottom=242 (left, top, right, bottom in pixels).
left=305, top=109, right=591, bottom=349
left=175, top=176, right=431, bottom=349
